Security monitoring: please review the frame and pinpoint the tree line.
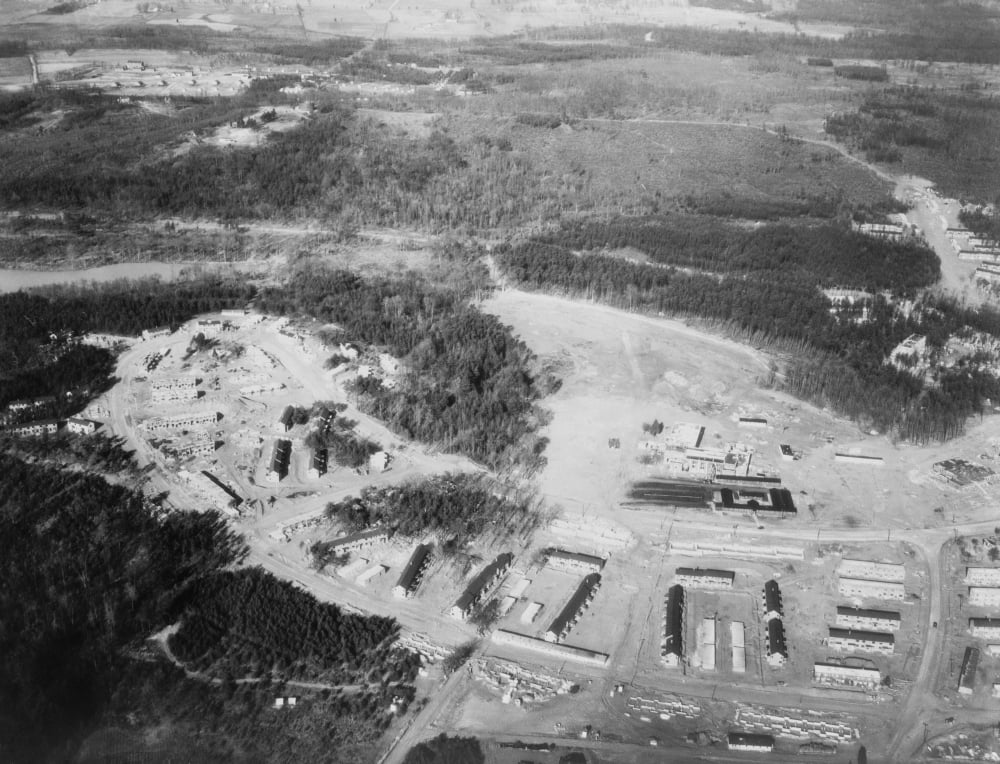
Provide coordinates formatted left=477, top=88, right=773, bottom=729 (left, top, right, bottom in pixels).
left=258, top=267, right=554, bottom=470
left=318, top=473, right=538, bottom=554
left=169, top=568, right=416, bottom=685
left=494, top=223, right=1000, bottom=442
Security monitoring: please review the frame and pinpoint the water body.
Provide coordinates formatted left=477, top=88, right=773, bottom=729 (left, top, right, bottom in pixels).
left=0, top=261, right=263, bottom=293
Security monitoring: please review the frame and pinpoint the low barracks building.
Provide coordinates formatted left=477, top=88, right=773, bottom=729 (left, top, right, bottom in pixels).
left=827, top=628, right=895, bottom=655
left=676, top=567, right=735, bottom=589
left=835, top=606, right=901, bottom=632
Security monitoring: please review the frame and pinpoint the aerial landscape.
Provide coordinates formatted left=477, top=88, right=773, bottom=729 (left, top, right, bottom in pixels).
left=3, top=0, right=1000, bottom=762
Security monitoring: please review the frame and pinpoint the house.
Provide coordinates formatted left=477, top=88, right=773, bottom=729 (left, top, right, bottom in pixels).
left=546, top=549, right=605, bottom=575
left=765, top=618, right=787, bottom=667
left=393, top=544, right=432, bottom=598
left=835, top=606, right=901, bottom=632
left=827, top=628, right=894, bottom=655
left=763, top=580, right=782, bottom=621
left=450, top=552, right=514, bottom=620
left=959, top=646, right=980, bottom=695
left=142, top=326, right=171, bottom=341
left=308, top=448, right=328, bottom=479
left=543, top=573, right=601, bottom=643
left=66, top=417, right=99, bottom=435
left=728, top=732, right=774, bottom=753
left=662, top=584, right=684, bottom=667
left=266, top=439, right=291, bottom=483
left=737, top=417, right=768, bottom=429
left=676, top=567, right=735, bottom=589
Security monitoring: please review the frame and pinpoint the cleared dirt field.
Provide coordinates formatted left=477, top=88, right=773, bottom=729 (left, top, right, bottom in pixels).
left=482, top=289, right=1000, bottom=534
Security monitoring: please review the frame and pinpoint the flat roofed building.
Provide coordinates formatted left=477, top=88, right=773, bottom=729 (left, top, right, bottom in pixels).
left=766, top=619, right=787, bottom=667
left=66, top=417, right=99, bottom=435
left=838, top=578, right=905, bottom=601
left=662, top=584, right=684, bottom=667
left=838, top=559, right=905, bottom=582
left=970, top=617, right=1000, bottom=639
left=763, top=580, right=783, bottom=621
left=450, top=552, right=514, bottom=620
left=731, top=621, right=746, bottom=674
left=546, top=549, right=605, bottom=575
left=813, top=662, right=881, bottom=690
left=714, top=488, right=797, bottom=517
left=544, top=573, right=601, bottom=643
left=966, top=567, right=1000, bottom=586
left=960, top=646, right=980, bottom=695
left=8, top=419, right=59, bottom=437
left=520, top=602, right=543, bottom=624
left=835, top=606, right=901, bottom=632
left=968, top=587, right=1000, bottom=607
left=728, top=733, right=774, bottom=753
left=676, top=567, right=735, bottom=589
left=827, top=628, right=894, bottom=655
left=393, top=543, right=432, bottom=598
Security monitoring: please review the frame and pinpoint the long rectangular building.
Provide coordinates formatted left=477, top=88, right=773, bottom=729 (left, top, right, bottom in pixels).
left=731, top=621, right=746, bottom=674
left=393, top=544, right=432, bottom=598
left=143, top=410, right=218, bottom=431
left=959, top=646, right=980, bottom=695
left=766, top=619, right=787, bottom=667
left=327, top=528, right=390, bottom=554
left=662, top=584, right=684, bottom=667
left=835, top=606, right=901, bottom=632
left=838, top=559, right=905, bottom=582
left=970, top=617, right=1000, bottom=639
left=827, top=628, right=894, bottom=655
left=266, top=439, right=291, bottom=483
left=546, top=549, right=605, bottom=575
left=676, top=567, right=735, bottom=589
left=450, top=552, right=514, bottom=620
left=966, top=567, right=1000, bottom=586
left=151, top=376, right=197, bottom=403
left=544, top=573, right=601, bottom=643
left=838, top=578, right=905, bottom=601
left=813, top=662, right=881, bottom=690
left=763, top=579, right=783, bottom=621
left=968, top=587, right=1000, bottom=607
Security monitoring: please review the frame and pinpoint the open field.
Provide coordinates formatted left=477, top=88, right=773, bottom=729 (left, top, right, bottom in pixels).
left=3, top=0, right=851, bottom=40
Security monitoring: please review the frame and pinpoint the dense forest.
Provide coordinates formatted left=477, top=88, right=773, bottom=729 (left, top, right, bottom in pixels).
left=0, top=100, right=554, bottom=230
left=168, top=568, right=416, bottom=684
left=302, top=402, right=383, bottom=469
left=0, top=454, right=246, bottom=760
left=494, top=221, right=1000, bottom=441
left=318, top=474, right=538, bottom=555
left=0, top=453, right=419, bottom=762
left=258, top=267, right=554, bottom=470
left=0, top=276, right=255, bottom=417
left=0, top=430, right=138, bottom=475
left=91, top=661, right=411, bottom=763
left=824, top=86, right=1000, bottom=200
left=402, top=734, right=485, bottom=764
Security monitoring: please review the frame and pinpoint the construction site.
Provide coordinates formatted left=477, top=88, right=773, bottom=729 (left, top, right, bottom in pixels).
left=59, top=287, right=1000, bottom=763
